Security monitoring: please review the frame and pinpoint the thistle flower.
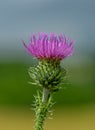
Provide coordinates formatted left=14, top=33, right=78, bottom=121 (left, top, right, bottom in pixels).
left=23, top=32, right=74, bottom=130
left=23, top=33, right=74, bottom=60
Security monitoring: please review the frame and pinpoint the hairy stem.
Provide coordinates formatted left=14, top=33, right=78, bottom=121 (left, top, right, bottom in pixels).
left=35, top=88, right=51, bottom=130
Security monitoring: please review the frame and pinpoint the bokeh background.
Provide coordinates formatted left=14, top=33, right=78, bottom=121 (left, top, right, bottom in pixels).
left=0, top=0, right=95, bottom=130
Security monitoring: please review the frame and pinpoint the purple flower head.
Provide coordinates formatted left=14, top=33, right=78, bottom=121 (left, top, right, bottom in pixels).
left=23, top=33, right=74, bottom=60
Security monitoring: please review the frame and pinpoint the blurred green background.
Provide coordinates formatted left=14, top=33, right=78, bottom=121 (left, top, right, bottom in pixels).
left=0, top=0, right=95, bottom=130
left=0, top=60, right=95, bottom=107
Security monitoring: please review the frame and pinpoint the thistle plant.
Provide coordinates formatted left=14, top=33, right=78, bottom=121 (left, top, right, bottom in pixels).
left=23, top=33, right=74, bottom=130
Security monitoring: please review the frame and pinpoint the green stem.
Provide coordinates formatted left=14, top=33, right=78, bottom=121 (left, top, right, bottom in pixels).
left=42, top=88, right=50, bottom=104
left=35, top=88, right=51, bottom=130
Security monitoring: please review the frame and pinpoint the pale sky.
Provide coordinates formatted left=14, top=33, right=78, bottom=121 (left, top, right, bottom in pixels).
left=0, top=0, right=95, bottom=59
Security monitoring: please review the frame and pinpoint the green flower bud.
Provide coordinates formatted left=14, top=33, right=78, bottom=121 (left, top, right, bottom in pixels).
left=29, top=59, right=66, bottom=92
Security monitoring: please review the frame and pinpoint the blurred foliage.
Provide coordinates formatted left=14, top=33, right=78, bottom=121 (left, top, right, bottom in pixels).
left=0, top=62, right=95, bottom=106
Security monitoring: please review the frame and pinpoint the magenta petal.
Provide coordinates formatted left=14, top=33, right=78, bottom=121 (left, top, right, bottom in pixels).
left=22, top=33, right=74, bottom=60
